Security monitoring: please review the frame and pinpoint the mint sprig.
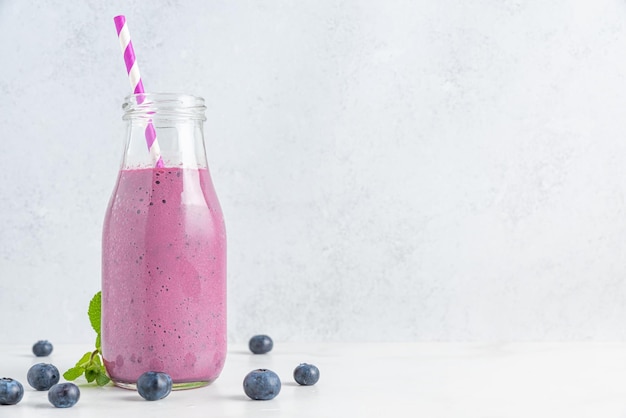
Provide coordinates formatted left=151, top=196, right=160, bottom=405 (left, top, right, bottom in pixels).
left=63, top=291, right=111, bottom=386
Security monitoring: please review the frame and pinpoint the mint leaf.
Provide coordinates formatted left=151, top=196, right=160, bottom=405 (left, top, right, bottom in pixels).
left=76, top=351, right=93, bottom=368
left=85, top=366, right=98, bottom=383
left=63, top=366, right=85, bottom=381
left=95, top=371, right=111, bottom=386
left=63, top=291, right=111, bottom=387
left=88, top=291, right=102, bottom=335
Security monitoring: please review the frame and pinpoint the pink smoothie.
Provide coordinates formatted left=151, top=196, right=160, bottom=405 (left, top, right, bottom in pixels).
left=101, top=167, right=226, bottom=386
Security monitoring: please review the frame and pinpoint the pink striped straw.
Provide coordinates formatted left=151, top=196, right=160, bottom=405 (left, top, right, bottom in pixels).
left=113, top=15, right=164, bottom=168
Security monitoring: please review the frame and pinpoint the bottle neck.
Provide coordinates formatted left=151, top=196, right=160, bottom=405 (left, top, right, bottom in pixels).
left=121, top=94, right=208, bottom=170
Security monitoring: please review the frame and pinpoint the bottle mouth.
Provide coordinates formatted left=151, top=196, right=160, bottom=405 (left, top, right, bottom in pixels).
left=122, top=93, right=206, bottom=121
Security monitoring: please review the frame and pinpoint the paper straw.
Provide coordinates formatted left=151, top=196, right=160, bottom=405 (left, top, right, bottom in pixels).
left=114, top=15, right=164, bottom=168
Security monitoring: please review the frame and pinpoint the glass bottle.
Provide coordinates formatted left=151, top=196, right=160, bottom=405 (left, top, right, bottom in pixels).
left=101, top=93, right=226, bottom=390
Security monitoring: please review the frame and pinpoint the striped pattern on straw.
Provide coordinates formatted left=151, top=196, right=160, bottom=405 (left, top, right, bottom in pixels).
left=114, top=15, right=164, bottom=168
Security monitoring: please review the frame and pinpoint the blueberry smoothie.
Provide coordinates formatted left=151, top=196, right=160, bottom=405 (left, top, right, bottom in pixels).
left=102, top=167, right=226, bottom=388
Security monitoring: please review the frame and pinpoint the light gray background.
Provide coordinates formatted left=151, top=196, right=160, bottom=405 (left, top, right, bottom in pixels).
left=1, top=0, right=626, bottom=344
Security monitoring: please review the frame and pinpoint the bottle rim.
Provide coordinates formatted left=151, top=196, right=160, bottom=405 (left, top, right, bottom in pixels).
left=122, top=93, right=206, bottom=121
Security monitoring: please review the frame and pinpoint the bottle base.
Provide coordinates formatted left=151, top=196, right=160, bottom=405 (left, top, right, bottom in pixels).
left=113, top=379, right=214, bottom=391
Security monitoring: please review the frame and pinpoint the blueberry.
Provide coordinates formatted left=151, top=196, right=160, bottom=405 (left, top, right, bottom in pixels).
left=137, top=371, right=172, bottom=401
left=27, top=363, right=60, bottom=391
left=293, top=363, right=320, bottom=386
left=0, top=378, right=24, bottom=405
left=243, top=369, right=281, bottom=400
left=48, top=383, right=80, bottom=408
left=248, top=334, right=273, bottom=354
left=32, top=340, right=53, bottom=357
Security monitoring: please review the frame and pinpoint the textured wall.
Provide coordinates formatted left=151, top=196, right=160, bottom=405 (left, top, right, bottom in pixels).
left=2, top=0, right=626, bottom=343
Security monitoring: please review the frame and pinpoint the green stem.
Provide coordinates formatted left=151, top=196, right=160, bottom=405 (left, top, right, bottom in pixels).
left=89, top=349, right=100, bottom=363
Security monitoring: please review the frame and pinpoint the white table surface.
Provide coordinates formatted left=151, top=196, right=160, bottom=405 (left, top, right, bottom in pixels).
left=2, top=342, right=626, bottom=417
